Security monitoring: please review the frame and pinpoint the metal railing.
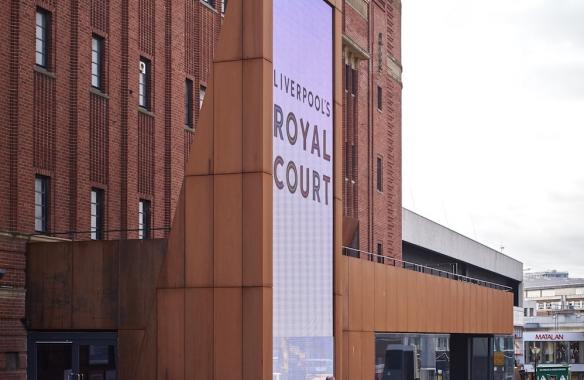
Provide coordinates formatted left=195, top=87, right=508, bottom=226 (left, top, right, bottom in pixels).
left=342, top=246, right=513, bottom=292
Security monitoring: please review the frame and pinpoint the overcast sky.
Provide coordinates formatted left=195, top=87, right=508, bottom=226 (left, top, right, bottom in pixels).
left=402, top=0, right=584, bottom=277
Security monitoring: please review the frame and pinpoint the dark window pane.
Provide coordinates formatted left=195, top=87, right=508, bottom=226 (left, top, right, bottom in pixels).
left=34, top=176, right=49, bottom=233
left=139, top=58, right=151, bottom=109
left=36, top=343, right=72, bottom=380
left=35, top=9, right=50, bottom=68
left=185, top=79, right=193, bottom=128
left=139, top=199, right=151, bottom=239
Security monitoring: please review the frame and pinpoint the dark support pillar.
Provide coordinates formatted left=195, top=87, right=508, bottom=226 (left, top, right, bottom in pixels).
left=450, top=334, right=470, bottom=380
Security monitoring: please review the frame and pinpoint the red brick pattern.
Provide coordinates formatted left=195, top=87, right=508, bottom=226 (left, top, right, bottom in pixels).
left=0, top=0, right=224, bottom=372
left=344, top=0, right=402, bottom=259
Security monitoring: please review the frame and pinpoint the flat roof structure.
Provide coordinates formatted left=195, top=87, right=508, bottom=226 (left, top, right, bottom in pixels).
left=403, top=208, right=523, bottom=283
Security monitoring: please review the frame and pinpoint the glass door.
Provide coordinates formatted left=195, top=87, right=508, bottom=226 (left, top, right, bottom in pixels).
left=29, top=332, right=117, bottom=380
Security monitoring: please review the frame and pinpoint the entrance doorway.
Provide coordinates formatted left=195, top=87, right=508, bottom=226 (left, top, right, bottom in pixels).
left=28, top=332, right=117, bottom=380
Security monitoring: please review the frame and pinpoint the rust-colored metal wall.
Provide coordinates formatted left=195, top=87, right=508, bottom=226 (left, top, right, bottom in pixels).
left=27, top=239, right=166, bottom=379
left=337, top=255, right=514, bottom=380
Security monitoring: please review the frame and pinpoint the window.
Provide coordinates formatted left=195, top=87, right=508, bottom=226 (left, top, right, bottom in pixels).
left=138, top=199, right=151, bottom=239
left=34, top=176, right=49, bottom=233
left=376, top=242, right=384, bottom=263
left=199, top=85, right=206, bottom=109
left=529, top=308, right=534, bottom=316
left=36, top=9, right=51, bottom=68
left=221, top=0, right=228, bottom=13
left=185, top=79, right=193, bottom=128
left=139, top=57, right=151, bottom=109
left=376, top=157, right=383, bottom=192
left=524, top=308, right=528, bottom=317
left=344, top=64, right=350, bottom=92
left=202, top=0, right=215, bottom=7
left=377, top=85, right=382, bottom=110
left=91, top=189, right=104, bottom=240
left=91, top=35, right=104, bottom=90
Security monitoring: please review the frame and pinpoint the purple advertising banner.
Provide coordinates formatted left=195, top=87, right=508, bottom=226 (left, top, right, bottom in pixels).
left=273, top=0, right=334, bottom=378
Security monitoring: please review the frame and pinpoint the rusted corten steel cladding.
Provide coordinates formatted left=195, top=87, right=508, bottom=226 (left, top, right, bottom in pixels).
left=25, top=1, right=513, bottom=380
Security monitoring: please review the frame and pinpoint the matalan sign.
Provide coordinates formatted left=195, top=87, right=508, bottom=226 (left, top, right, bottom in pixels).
left=524, top=332, right=584, bottom=342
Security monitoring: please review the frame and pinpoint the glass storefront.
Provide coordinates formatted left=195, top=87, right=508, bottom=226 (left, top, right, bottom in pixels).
left=375, top=333, right=451, bottom=380
left=524, top=336, right=584, bottom=379
left=375, top=334, right=514, bottom=380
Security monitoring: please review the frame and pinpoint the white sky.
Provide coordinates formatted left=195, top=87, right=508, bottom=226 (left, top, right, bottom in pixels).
left=402, top=0, right=584, bottom=277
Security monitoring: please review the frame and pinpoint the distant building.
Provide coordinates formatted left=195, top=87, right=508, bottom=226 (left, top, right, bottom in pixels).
left=523, top=272, right=584, bottom=377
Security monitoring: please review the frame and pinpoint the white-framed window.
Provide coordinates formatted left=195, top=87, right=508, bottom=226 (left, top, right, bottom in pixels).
left=139, top=57, right=151, bottom=109
left=35, top=175, right=50, bottom=233
left=91, top=35, right=104, bottom=89
left=91, top=189, right=104, bottom=240
left=36, top=9, right=51, bottom=68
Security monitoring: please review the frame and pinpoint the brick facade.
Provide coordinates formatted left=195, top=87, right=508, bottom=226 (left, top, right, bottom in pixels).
left=343, top=0, right=403, bottom=259
left=0, top=0, right=401, bottom=377
left=0, top=0, right=225, bottom=377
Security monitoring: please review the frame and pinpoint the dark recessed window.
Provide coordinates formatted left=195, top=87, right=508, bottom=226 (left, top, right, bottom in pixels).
left=91, top=35, right=104, bottom=90
left=185, top=79, right=193, bottom=128
left=344, top=64, right=350, bottom=92
left=34, top=175, right=49, bottom=233
left=139, top=57, right=151, bottom=110
left=138, top=199, right=151, bottom=239
left=91, top=189, right=104, bottom=240
left=376, top=157, right=383, bottom=192
left=35, top=9, right=51, bottom=68
left=199, top=85, right=206, bottom=109
left=202, top=0, right=215, bottom=7
left=377, top=85, right=382, bottom=110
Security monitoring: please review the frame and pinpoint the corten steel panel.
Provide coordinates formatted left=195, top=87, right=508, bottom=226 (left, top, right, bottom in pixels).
left=373, top=263, right=387, bottom=330
left=214, top=288, right=243, bottom=380
left=184, top=175, right=214, bottom=287
left=348, top=258, right=363, bottom=330
left=157, top=288, right=185, bottom=380
left=72, top=241, right=118, bottom=329
left=213, top=60, right=243, bottom=175
left=347, top=331, right=362, bottom=380
left=26, top=242, right=73, bottom=329
left=242, top=58, right=273, bottom=175
left=213, top=174, right=243, bottom=287
left=118, top=330, right=146, bottom=380
left=243, top=0, right=273, bottom=60
left=341, top=260, right=515, bottom=334
left=185, top=288, right=214, bottom=380
left=242, top=172, right=273, bottom=287
left=335, top=293, right=344, bottom=378
left=159, top=190, right=185, bottom=288
left=215, top=0, right=243, bottom=62
left=361, top=331, right=375, bottom=380
left=362, top=260, right=375, bottom=331
left=118, top=240, right=165, bottom=330
left=243, top=287, right=272, bottom=380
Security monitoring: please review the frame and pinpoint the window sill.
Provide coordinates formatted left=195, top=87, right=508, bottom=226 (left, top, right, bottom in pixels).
left=138, top=107, right=155, bottom=117
left=33, top=65, right=56, bottom=79
left=90, top=87, right=109, bottom=99
left=185, top=126, right=195, bottom=132
left=200, top=0, right=218, bottom=13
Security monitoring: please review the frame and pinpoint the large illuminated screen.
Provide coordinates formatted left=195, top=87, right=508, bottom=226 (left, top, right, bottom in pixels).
left=273, top=0, right=334, bottom=378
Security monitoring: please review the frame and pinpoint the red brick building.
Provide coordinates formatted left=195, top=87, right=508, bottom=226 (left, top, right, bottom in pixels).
left=342, top=0, right=402, bottom=259
left=0, top=0, right=226, bottom=376
left=0, top=0, right=402, bottom=377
